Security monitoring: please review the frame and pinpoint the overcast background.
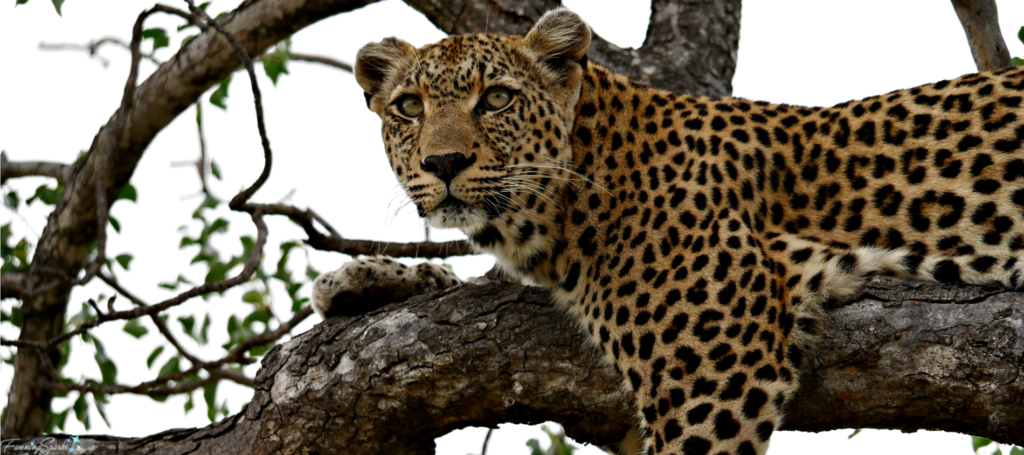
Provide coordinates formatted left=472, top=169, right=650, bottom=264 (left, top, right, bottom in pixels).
left=2, top=0, right=1022, bottom=453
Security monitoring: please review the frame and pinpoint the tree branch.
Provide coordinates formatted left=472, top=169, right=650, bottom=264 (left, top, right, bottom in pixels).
left=39, top=37, right=161, bottom=67
left=951, top=0, right=1012, bottom=71
left=0, top=151, right=73, bottom=184
left=9, top=278, right=1021, bottom=453
left=401, top=0, right=742, bottom=96
left=285, top=53, right=354, bottom=73
left=254, top=202, right=475, bottom=258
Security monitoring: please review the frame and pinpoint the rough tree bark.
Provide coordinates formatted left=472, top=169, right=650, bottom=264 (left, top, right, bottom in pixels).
left=950, top=0, right=1012, bottom=71
left=402, top=0, right=742, bottom=96
left=6, top=0, right=1022, bottom=449
left=12, top=278, right=1023, bottom=453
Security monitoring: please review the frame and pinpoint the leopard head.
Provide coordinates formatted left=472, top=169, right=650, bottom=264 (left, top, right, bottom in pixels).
left=355, top=9, right=591, bottom=240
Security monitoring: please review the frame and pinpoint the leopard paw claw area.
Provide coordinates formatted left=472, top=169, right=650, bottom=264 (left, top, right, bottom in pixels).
left=311, top=256, right=462, bottom=318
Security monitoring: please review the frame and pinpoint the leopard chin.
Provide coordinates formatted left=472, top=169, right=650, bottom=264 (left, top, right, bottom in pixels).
left=425, top=197, right=489, bottom=231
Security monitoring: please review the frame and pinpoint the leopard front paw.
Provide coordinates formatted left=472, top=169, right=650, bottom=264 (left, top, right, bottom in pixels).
left=311, top=256, right=462, bottom=318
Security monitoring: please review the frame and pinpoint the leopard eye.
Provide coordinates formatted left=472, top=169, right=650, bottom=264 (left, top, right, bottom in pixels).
left=482, top=86, right=513, bottom=111
left=397, top=95, right=424, bottom=117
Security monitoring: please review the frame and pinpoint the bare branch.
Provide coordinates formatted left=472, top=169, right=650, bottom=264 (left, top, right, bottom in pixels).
left=98, top=273, right=203, bottom=366
left=0, top=151, right=73, bottom=184
left=39, top=37, right=160, bottom=67
left=61, top=211, right=264, bottom=349
left=951, top=0, right=1012, bottom=71
left=64, top=5, right=196, bottom=292
left=289, top=53, right=353, bottom=73
left=252, top=202, right=475, bottom=258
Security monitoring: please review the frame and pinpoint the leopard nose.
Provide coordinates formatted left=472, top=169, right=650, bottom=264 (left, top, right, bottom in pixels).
left=422, top=153, right=473, bottom=184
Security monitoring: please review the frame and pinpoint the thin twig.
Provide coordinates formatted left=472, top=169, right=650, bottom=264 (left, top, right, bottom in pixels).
left=288, top=53, right=353, bottom=73
left=39, top=37, right=160, bottom=67
left=98, top=273, right=203, bottom=366
left=481, top=428, right=494, bottom=455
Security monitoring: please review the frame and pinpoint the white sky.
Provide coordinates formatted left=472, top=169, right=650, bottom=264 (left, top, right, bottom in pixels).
left=1, top=0, right=1022, bottom=454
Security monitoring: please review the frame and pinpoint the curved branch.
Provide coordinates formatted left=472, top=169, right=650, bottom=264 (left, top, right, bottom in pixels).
left=11, top=278, right=1022, bottom=453
left=255, top=202, right=475, bottom=258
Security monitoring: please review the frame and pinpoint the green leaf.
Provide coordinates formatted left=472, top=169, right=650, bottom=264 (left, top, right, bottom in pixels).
left=50, top=0, right=64, bottom=16
left=205, top=261, right=230, bottom=284
left=210, top=75, right=232, bottom=110
left=1008, top=446, right=1024, bottom=455
left=177, top=2, right=209, bottom=31
left=974, top=437, right=994, bottom=452
left=5, top=190, right=19, bottom=210
left=146, top=346, right=164, bottom=368
left=262, top=56, right=288, bottom=85
left=73, top=393, right=90, bottom=430
left=93, top=395, right=111, bottom=427
left=242, top=289, right=263, bottom=305
left=1012, top=57, right=1024, bottom=68
left=94, top=350, right=117, bottom=386
left=1018, top=26, right=1024, bottom=45
left=108, top=216, right=121, bottom=233
left=211, top=160, right=222, bottom=180
left=179, top=315, right=196, bottom=338
left=158, top=274, right=194, bottom=290
left=203, top=382, right=218, bottom=422
left=848, top=429, right=861, bottom=439
left=123, top=319, right=148, bottom=338
left=305, top=265, right=320, bottom=281
left=158, top=356, right=181, bottom=379
left=142, top=28, right=169, bottom=51
left=184, top=393, right=195, bottom=413
left=200, top=314, right=211, bottom=344
left=47, top=408, right=69, bottom=433
left=15, top=0, right=30, bottom=6
left=115, top=253, right=133, bottom=270
left=27, top=184, right=62, bottom=206
left=526, top=439, right=544, bottom=455
left=118, top=184, right=137, bottom=202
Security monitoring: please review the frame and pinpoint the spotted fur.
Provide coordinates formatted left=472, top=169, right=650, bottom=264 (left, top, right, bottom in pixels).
left=316, top=8, right=1024, bottom=455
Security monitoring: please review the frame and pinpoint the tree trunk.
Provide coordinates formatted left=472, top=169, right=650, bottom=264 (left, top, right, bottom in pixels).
left=10, top=278, right=1022, bottom=453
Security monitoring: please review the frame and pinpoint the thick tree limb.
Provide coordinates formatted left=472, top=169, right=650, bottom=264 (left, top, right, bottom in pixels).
left=11, top=278, right=1021, bottom=453
left=951, top=0, right=1012, bottom=71
left=402, top=0, right=742, bottom=97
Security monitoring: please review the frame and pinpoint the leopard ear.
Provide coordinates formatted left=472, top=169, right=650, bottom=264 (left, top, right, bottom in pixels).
left=355, top=37, right=417, bottom=112
left=524, top=8, right=592, bottom=74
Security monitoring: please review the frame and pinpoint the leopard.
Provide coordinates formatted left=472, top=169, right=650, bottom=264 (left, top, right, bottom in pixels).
left=311, top=8, right=1024, bottom=455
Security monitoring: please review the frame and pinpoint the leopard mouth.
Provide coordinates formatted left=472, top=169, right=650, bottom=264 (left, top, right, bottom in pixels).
left=425, top=195, right=488, bottom=230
